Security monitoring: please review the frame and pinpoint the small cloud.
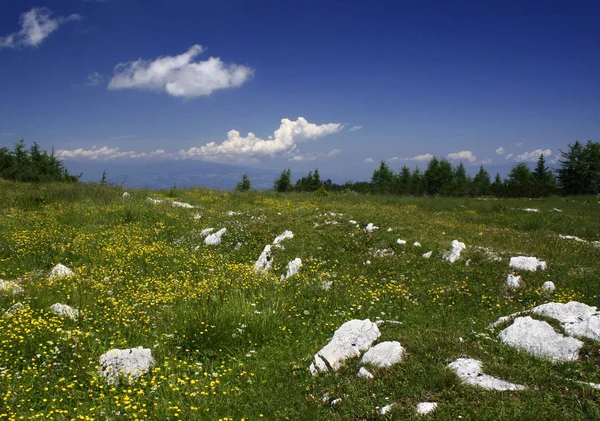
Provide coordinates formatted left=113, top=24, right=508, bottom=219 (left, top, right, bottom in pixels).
left=387, top=157, right=399, bottom=162
left=514, top=148, right=552, bottom=162
left=108, top=44, right=254, bottom=99
left=1, top=133, right=15, bottom=136
left=516, top=142, right=523, bottom=147
left=505, top=153, right=514, bottom=159
left=365, top=157, right=374, bottom=163
left=349, top=125, right=363, bottom=132
left=404, top=153, right=434, bottom=162
left=85, top=72, right=104, bottom=86
left=447, top=150, right=477, bottom=163
left=327, top=148, right=341, bottom=158
left=0, top=8, right=81, bottom=49
left=480, top=158, right=492, bottom=164
left=495, top=147, right=504, bottom=155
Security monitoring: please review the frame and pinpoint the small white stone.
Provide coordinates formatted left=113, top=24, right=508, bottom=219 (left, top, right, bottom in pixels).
left=416, top=402, right=438, bottom=415
left=50, top=303, right=80, bottom=320
left=204, top=228, right=226, bottom=245
left=379, top=403, right=395, bottom=415
left=49, top=264, right=75, bottom=280
left=396, top=239, right=407, bottom=245
left=122, top=192, right=130, bottom=198
left=422, top=251, right=433, bottom=258
left=273, top=230, right=294, bottom=247
left=365, top=223, right=379, bottom=233
left=99, top=347, right=155, bottom=385
left=281, top=258, right=302, bottom=280
left=413, top=242, right=421, bottom=247
left=505, top=274, right=522, bottom=289
left=443, top=240, right=466, bottom=263
left=361, top=341, right=404, bottom=367
left=357, top=367, right=374, bottom=379
left=542, top=281, right=556, bottom=293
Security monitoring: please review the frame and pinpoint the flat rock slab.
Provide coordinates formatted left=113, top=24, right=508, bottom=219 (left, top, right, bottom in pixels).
left=532, top=301, right=600, bottom=342
left=499, top=316, right=583, bottom=362
left=99, top=347, right=155, bottom=385
left=448, top=358, right=526, bottom=391
left=509, top=256, right=546, bottom=271
left=309, top=319, right=381, bottom=375
left=361, top=341, right=404, bottom=368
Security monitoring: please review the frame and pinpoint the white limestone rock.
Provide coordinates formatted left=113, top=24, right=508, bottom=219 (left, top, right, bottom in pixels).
left=200, top=228, right=215, bottom=237
left=273, top=230, right=293, bottom=248
left=559, top=234, right=586, bottom=243
left=361, top=341, right=404, bottom=368
left=417, top=402, right=438, bottom=415
left=443, top=240, right=466, bottom=263
left=487, top=311, right=529, bottom=329
left=565, top=315, right=600, bottom=342
left=0, top=279, right=24, bottom=295
left=204, top=228, right=226, bottom=245
left=122, top=192, right=130, bottom=198
left=542, top=281, right=556, bottom=293
left=99, top=347, right=155, bottom=385
left=365, top=223, right=379, bottom=233
left=172, top=201, right=194, bottom=208
left=50, top=303, right=80, bottom=320
left=3, top=302, right=25, bottom=317
left=357, top=367, right=374, bottom=379
left=281, top=258, right=302, bottom=280
left=309, top=319, right=381, bottom=375
left=49, top=264, right=75, bottom=280
left=505, top=274, right=522, bottom=289
left=413, top=242, right=421, bottom=247
left=147, top=197, right=163, bottom=204
left=396, top=239, right=407, bottom=245
left=498, top=316, right=583, bottom=362
left=422, top=251, right=433, bottom=259
left=448, top=358, right=526, bottom=391
left=522, top=208, right=539, bottom=213
left=551, top=208, right=563, bottom=213
left=254, top=245, right=273, bottom=273
left=532, top=301, right=597, bottom=324
left=509, top=256, right=546, bottom=271
left=379, top=403, right=395, bottom=415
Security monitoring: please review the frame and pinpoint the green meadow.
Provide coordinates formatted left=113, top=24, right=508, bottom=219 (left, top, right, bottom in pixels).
left=0, top=182, right=599, bottom=420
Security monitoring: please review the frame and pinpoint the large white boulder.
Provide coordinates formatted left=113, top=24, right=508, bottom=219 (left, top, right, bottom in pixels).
left=532, top=301, right=600, bottom=342
left=254, top=245, right=273, bottom=273
left=448, top=358, right=526, bottom=391
left=99, top=347, right=155, bottom=385
left=309, top=319, right=381, bottom=375
left=361, top=341, right=404, bottom=368
left=281, top=258, right=302, bottom=280
left=50, top=303, right=79, bottom=320
left=443, top=240, right=466, bottom=263
left=498, top=316, right=583, bottom=362
left=204, top=228, right=226, bottom=245
left=49, top=264, right=75, bottom=280
left=509, top=256, right=546, bottom=271
left=273, top=230, right=293, bottom=248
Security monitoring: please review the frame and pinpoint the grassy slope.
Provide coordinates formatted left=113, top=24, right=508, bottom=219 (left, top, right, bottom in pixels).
left=0, top=182, right=599, bottom=420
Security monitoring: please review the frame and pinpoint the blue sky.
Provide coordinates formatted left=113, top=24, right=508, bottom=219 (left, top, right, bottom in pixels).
left=1, top=0, right=599, bottom=183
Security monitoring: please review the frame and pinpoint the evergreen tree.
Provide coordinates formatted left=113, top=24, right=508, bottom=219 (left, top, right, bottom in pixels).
left=507, top=162, right=534, bottom=197
left=557, top=140, right=600, bottom=195
left=532, top=154, right=556, bottom=197
left=371, top=160, right=395, bottom=193
left=410, top=167, right=425, bottom=195
left=491, top=173, right=504, bottom=197
left=452, top=162, right=469, bottom=196
left=274, top=168, right=292, bottom=192
left=235, top=173, right=251, bottom=191
left=472, top=165, right=491, bottom=196
left=397, top=165, right=412, bottom=195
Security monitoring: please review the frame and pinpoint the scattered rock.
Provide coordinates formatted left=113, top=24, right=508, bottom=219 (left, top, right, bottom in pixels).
left=522, top=208, right=539, bottom=212
left=357, top=367, right=374, bottom=379
left=387, top=228, right=393, bottom=232
left=0, top=280, right=24, bottom=295
left=99, top=347, right=155, bottom=385
left=396, top=239, right=407, bottom=245
left=542, top=281, right=556, bottom=293
left=147, top=197, right=163, bottom=204
left=505, top=274, right=522, bottom=289
left=488, top=311, right=529, bottom=329
left=321, top=281, right=333, bottom=290
left=374, top=249, right=394, bottom=257
left=532, top=301, right=600, bottom=342
left=361, top=341, right=404, bottom=368
left=204, top=228, right=226, bottom=245
left=254, top=245, right=273, bottom=273
left=413, top=242, right=421, bottom=247
left=50, top=303, right=79, bottom=320
left=200, top=228, right=215, bottom=237
left=273, top=230, right=294, bottom=248
left=122, top=192, right=130, bottom=198
left=365, top=223, right=378, bottom=233
left=550, top=208, right=563, bottom=213
left=330, top=398, right=342, bottom=406
left=417, top=402, right=438, bottom=415
left=448, top=358, right=526, bottom=391
left=379, top=403, right=395, bottom=415
left=422, top=251, right=433, bottom=259
left=172, top=201, right=194, bottom=208
left=49, top=264, right=75, bottom=280
left=498, top=316, right=583, bottom=362
left=193, top=213, right=202, bottom=220
left=559, top=234, right=586, bottom=243
left=509, top=256, right=546, bottom=271
left=281, top=258, right=302, bottom=280
left=3, top=302, right=24, bottom=316
left=309, top=319, right=381, bottom=375
left=443, top=240, right=466, bottom=263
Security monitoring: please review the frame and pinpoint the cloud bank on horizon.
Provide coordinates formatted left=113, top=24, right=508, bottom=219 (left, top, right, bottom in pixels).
left=108, top=44, right=254, bottom=98
left=0, top=8, right=81, bottom=49
left=56, top=117, right=343, bottom=163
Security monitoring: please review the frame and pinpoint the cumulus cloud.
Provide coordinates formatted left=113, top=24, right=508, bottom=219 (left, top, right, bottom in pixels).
left=495, top=147, right=505, bottom=155
left=514, top=148, right=552, bottom=162
left=447, top=150, right=477, bottom=163
left=505, top=153, right=514, bottom=160
left=0, top=8, right=81, bottom=49
left=108, top=44, right=254, bottom=98
left=395, top=153, right=434, bottom=162
left=349, top=125, right=363, bottom=132
left=56, top=117, right=342, bottom=162
left=85, top=72, right=104, bottom=86
left=327, top=148, right=341, bottom=157
left=55, top=146, right=166, bottom=160
left=365, top=157, right=375, bottom=163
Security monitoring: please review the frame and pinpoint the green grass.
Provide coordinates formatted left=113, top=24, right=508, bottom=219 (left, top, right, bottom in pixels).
left=0, top=181, right=599, bottom=420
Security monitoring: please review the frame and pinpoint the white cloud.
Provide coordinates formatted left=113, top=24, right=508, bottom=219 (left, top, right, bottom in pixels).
left=505, top=153, right=514, bottom=160
left=514, top=148, right=552, bottom=162
left=495, top=147, right=504, bottom=155
left=516, top=142, right=523, bottom=147
left=447, top=150, right=477, bottom=163
left=55, top=146, right=166, bottom=160
left=365, top=157, right=375, bottom=163
left=56, top=117, right=342, bottom=162
left=396, top=153, right=434, bottom=162
left=108, top=44, right=254, bottom=99
left=85, top=72, right=104, bottom=86
left=350, top=125, right=363, bottom=132
left=327, top=148, right=341, bottom=157
left=480, top=158, right=492, bottom=164
left=0, top=8, right=81, bottom=49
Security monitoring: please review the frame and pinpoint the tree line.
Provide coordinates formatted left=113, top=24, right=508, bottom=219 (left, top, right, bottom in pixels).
left=0, top=140, right=80, bottom=182
left=268, top=140, right=599, bottom=197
